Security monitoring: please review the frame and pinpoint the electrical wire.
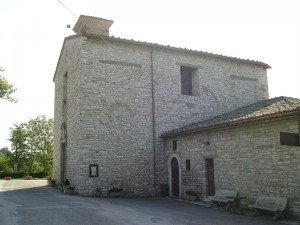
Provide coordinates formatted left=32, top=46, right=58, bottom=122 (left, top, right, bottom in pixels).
left=56, top=0, right=117, bottom=50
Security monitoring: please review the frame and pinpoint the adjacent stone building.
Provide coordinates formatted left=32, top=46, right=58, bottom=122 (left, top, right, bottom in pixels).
left=162, top=97, right=300, bottom=217
left=53, top=15, right=299, bottom=217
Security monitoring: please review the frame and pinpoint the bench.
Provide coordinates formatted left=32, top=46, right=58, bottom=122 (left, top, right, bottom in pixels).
left=210, top=190, right=238, bottom=210
left=248, top=195, right=287, bottom=220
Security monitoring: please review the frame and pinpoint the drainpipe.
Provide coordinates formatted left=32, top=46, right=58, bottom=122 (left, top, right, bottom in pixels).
left=150, top=48, right=157, bottom=196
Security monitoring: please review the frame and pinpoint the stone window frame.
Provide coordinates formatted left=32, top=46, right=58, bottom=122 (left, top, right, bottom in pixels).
left=178, top=63, right=201, bottom=97
left=89, top=164, right=99, bottom=177
left=180, top=67, right=193, bottom=95
left=280, top=132, right=300, bottom=146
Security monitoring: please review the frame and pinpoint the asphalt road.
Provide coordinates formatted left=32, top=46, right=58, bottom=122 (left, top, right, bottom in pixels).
left=0, top=180, right=290, bottom=225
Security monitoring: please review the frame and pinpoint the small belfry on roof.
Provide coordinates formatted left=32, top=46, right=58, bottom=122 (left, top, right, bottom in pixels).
left=53, top=15, right=271, bottom=81
left=73, top=15, right=114, bottom=36
left=72, top=15, right=270, bottom=69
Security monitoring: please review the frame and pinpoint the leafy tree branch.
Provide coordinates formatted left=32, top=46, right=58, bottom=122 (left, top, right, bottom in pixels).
left=0, top=67, right=17, bottom=102
left=5, top=115, right=54, bottom=175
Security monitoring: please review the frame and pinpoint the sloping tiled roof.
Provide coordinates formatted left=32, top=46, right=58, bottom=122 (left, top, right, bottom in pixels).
left=87, top=34, right=271, bottom=69
left=161, top=96, right=300, bottom=138
left=54, top=33, right=271, bottom=81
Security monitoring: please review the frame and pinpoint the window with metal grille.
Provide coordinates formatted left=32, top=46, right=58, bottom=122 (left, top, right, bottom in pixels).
left=173, top=140, right=177, bottom=151
left=280, top=132, right=300, bottom=146
left=62, top=72, right=68, bottom=103
left=186, top=159, right=191, bottom=171
left=181, top=66, right=197, bottom=95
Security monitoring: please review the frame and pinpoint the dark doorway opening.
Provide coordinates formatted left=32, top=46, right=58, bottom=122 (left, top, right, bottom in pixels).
left=60, top=142, right=67, bottom=187
left=171, top=157, right=179, bottom=196
left=205, top=158, right=215, bottom=196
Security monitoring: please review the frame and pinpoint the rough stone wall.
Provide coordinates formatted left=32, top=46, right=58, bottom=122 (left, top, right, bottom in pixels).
left=54, top=36, right=269, bottom=196
left=53, top=36, right=86, bottom=187
left=75, top=39, right=155, bottom=195
left=152, top=48, right=268, bottom=189
left=163, top=118, right=300, bottom=218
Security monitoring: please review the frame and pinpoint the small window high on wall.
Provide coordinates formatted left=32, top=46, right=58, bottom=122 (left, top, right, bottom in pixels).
left=186, top=159, right=191, bottom=171
left=180, top=66, right=197, bottom=96
left=280, top=132, right=300, bottom=146
left=62, top=72, right=68, bottom=103
left=173, top=140, right=177, bottom=151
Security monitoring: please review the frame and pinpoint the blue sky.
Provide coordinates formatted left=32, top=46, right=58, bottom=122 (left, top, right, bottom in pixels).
left=0, top=0, right=299, bottom=148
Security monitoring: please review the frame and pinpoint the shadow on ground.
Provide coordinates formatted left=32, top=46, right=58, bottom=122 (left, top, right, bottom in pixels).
left=0, top=180, right=297, bottom=225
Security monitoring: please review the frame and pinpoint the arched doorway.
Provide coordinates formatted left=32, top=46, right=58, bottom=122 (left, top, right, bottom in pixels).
left=60, top=123, right=67, bottom=187
left=171, top=157, right=179, bottom=196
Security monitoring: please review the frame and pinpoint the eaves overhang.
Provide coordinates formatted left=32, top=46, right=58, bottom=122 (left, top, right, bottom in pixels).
left=161, top=110, right=300, bottom=139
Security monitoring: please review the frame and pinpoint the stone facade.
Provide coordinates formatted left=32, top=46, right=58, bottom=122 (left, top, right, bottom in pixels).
left=53, top=35, right=86, bottom=189
left=151, top=48, right=268, bottom=191
left=53, top=16, right=270, bottom=197
left=163, top=117, right=300, bottom=218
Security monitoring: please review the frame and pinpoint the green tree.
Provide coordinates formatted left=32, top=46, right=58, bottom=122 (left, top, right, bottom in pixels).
left=26, top=116, right=54, bottom=175
left=0, top=147, right=10, bottom=156
left=0, top=149, right=13, bottom=172
left=0, top=67, right=17, bottom=102
left=8, top=116, right=54, bottom=175
left=9, top=123, right=28, bottom=171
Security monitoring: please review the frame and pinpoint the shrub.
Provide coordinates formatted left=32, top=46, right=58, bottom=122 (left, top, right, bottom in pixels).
left=25, top=176, right=32, bottom=180
left=108, top=180, right=123, bottom=192
left=29, top=171, right=48, bottom=178
left=109, top=187, right=123, bottom=192
left=67, top=186, right=75, bottom=190
left=185, top=188, right=198, bottom=196
left=47, top=177, right=56, bottom=186
left=0, top=171, right=27, bottom=179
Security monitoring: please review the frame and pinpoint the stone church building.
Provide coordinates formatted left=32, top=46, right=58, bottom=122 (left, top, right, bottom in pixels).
left=53, top=15, right=300, bottom=217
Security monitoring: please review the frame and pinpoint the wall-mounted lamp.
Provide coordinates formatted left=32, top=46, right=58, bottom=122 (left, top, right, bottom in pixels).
left=203, top=141, right=210, bottom=146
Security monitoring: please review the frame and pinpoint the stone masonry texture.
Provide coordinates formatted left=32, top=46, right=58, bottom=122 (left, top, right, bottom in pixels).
left=53, top=16, right=300, bottom=219
left=54, top=35, right=269, bottom=194
left=53, top=18, right=289, bottom=210
left=163, top=118, right=300, bottom=218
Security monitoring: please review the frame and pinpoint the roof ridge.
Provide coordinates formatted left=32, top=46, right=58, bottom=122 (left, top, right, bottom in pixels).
left=79, top=15, right=114, bottom=22
left=86, top=34, right=271, bottom=68
left=111, top=36, right=270, bottom=68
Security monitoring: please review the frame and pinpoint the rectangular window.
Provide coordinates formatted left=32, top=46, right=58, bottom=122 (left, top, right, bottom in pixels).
left=172, top=140, right=177, bottom=151
left=280, top=132, right=300, bottom=146
left=186, top=159, right=191, bottom=171
left=62, top=72, right=68, bottom=103
left=181, top=67, right=193, bottom=95
left=89, top=164, right=99, bottom=177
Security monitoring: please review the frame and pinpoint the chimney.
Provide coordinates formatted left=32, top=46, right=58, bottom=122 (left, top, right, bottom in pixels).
left=73, top=15, right=114, bottom=36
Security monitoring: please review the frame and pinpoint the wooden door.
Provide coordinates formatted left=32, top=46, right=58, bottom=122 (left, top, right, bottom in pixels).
left=171, top=157, right=179, bottom=196
left=60, top=142, right=66, bottom=186
left=206, top=158, right=215, bottom=196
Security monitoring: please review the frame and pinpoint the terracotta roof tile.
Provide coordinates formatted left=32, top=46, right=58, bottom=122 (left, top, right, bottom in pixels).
left=161, top=96, right=300, bottom=137
left=88, top=34, right=271, bottom=69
